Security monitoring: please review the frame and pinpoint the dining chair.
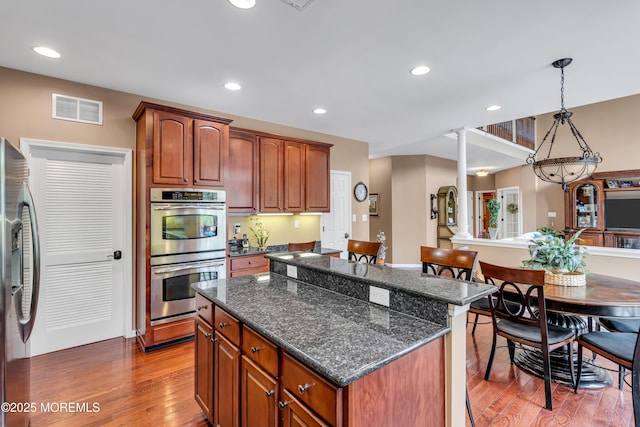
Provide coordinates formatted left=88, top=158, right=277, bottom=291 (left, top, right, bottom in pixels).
left=420, top=245, right=478, bottom=426
left=347, top=239, right=381, bottom=264
left=596, top=317, right=640, bottom=389
left=480, top=261, right=576, bottom=411
left=287, top=240, right=316, bottom=252
left=574, top=323, right=640, bottom=426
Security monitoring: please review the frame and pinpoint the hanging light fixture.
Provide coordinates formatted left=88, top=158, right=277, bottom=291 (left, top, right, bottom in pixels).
left=526, top=58, right=602, bottom=190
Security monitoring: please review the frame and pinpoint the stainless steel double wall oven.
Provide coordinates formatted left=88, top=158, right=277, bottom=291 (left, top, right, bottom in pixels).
left=149, top=188, right=226, bottom=325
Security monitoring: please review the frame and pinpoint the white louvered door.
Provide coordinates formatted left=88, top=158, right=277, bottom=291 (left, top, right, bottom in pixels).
left=25, top=144, right=127, bottom=356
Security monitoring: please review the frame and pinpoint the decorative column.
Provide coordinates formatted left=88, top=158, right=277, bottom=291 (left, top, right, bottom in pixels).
left=454, top=128, right=472, bottom=238
left=446, top=303, right=470, bottom=427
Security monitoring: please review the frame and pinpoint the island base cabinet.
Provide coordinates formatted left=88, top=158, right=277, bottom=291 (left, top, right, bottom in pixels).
left=194, top=317, right=213, bottom=422
left=214, top=331, right=240, bottom=427
left=241, top=356, right=279, bottom=427
left=280, top=388, right=330, bottom=427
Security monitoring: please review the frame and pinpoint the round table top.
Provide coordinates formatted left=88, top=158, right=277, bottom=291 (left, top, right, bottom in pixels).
left=540, top=273, right=640, bottom=317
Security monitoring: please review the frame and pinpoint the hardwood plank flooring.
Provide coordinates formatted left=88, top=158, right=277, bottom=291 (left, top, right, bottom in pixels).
left=27, top=320, right=634, bottom=426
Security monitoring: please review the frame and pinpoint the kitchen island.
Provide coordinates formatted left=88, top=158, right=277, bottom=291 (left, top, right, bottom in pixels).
left=193, top=252, right=495, bottom=426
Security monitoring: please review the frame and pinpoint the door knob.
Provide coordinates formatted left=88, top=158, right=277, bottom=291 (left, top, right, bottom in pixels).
left=107, top=250, right=122, bottom=260
left=344, top=233, right=350, bottom=238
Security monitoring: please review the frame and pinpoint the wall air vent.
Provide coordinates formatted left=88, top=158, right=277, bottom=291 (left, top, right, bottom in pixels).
left=52, top=93, right=103, bottom=125
left=280, top=0, right=315, bottom=11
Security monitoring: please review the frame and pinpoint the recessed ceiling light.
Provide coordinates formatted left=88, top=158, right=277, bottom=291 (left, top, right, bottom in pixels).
left=224, top=82, right=242, bottom=91
left=410, top=65, right=430, bottom=76
left=229, top=0, right=256, bottom=9
left=313, top=107, right=326, bottom=115
left=486, top=105, right=502, bottom=111
left=32, top=46, right=61, bottom=59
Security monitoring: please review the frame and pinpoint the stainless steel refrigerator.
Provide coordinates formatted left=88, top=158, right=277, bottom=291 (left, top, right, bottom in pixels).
left=1, top=138, right=40, bottom=427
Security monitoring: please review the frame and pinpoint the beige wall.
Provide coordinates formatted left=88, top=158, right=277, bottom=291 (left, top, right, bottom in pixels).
left=0, top=67, right=371, bottom=244
left=369, top=155, right=457, bottom=264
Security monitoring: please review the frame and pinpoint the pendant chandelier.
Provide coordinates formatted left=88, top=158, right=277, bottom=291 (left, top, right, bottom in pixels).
left=526, top=58, right=602, bottom=190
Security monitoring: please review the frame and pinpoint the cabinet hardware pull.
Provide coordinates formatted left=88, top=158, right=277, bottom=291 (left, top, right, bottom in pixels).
left=250, top=346, right=261, bottom=353
left=265, top=390, right=275, bottom=397
left=204, top=333, right=212, bottom=338
left=210, top=337, right=218, bottom=343
left=278, top=400, right=291, bottom=410
left=219, top=322, right=228, bottom=328
left=298, top=383, right=313, bottom=394
left=197, top=305, right=207, bottom=311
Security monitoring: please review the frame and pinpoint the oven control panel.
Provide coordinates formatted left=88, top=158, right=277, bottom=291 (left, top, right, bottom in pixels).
left=150, top=188, right=226, bottom=203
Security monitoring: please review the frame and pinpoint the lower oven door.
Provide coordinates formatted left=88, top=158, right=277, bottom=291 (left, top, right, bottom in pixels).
left=150, top=258, right=226, bottom=325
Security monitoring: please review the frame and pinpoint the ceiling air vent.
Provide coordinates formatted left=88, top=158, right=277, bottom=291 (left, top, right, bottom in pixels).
left=280, top=0, right=315, bottom=11
left=52, top=93, right=103, bottom=125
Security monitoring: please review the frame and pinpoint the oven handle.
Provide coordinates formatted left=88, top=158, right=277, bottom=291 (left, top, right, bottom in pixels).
left=153, top=261, right=226, bottom=274
left=152, top=205, right=224, bottom=211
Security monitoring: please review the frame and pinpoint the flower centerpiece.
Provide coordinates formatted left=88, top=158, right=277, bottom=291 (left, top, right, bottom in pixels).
left=521, top=228, right=588, bottom=286
left=249, top=219, right=270, bottom=250
left=487, top=198, right=501, bottom=239
left=376, top=230, right=387, bottom=265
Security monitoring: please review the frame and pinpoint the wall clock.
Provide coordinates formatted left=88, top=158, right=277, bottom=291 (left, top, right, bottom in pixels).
left=354, top=182, right=368, bottom=202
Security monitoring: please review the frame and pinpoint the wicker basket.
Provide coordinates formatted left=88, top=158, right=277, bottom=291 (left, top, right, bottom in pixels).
left=544, top=271, right=586, bottom=287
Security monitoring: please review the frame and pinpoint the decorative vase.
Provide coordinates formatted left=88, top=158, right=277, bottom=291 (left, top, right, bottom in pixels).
left=544, top=271, right=586, bottom=287
left=488, top=227, right=498, bottom=240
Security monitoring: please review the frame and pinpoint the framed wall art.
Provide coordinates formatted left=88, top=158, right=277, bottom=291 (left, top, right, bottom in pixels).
left=369, top=193, right=379, bottom=216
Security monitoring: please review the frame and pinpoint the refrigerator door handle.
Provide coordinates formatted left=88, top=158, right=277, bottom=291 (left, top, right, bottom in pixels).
left=17, top=182, right=41, bottom=343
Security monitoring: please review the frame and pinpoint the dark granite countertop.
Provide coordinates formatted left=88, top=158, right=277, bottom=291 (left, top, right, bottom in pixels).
left=265, top=252, right=496, bottom=307
left=193, top=273, right=448, bottom=387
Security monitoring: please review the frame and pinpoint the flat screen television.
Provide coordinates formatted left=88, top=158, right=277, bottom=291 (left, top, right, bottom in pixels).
left=604, top=198, right=640, bottom=231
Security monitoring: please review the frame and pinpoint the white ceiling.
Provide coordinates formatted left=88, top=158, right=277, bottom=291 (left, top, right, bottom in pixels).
left=2, top=0, right=640, bottom=174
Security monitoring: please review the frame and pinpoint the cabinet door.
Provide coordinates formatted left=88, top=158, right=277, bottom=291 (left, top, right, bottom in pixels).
left=566, top=180, right=604, bottom=231
left=283, top=141, right=305, bottom=213
left=227, top=131, right=259, bottom=213
left=153, top=111, right=192, bottom=185
left=280, top=388, right=330, bottom=427
left=214, top=332, right=240, bottom=427
left=304, top=144, right=330, bottom=212
left=259, top=138, right=284, bottom=213
left=241, top=356, right=278, bottom=427
left=193, top=119, right=227, bottom=187
left=194, top=317, right=214, bottom=422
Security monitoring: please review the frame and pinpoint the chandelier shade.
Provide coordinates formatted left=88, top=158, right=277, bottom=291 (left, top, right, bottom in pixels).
left=526, top=58, right=602, bottom=189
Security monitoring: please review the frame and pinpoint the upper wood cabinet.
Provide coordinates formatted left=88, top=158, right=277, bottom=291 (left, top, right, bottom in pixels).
left=133, top=102, right=231, bottom=188
left=305, top=144, right=330, bottom=212
left=227, top=130, right=259, bottom=213
left=257, top=136, right=331, bottom=213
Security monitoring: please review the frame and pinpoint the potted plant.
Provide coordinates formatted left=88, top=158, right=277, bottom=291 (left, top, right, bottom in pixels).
left=249, top=219, right=270, bottom=250
left=487, top=198, right=501, bottom=239
left=521, top=228, right=588, bottom=286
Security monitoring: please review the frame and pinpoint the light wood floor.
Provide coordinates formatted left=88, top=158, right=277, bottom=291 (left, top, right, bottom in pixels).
left=28, top=321, right=634, bottom=426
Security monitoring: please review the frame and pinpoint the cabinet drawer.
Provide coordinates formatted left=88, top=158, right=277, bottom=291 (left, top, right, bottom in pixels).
left=242, top=326, right=278, bottom=378
left=230, top=255, right=268, bottom=272
left=215, top=307, right=241, bottom=346
left=281, top=353, right=340, bottom=426
left=230, top=267, right=269, bottom=278
left=195, top=293, right=213, bottom=324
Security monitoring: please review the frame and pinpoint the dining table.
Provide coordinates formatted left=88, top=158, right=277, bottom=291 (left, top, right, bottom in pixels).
left=511, top=272, right=640, bottom=389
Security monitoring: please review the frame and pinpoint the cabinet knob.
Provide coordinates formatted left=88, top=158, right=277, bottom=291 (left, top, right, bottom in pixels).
left=204, top=333, right=212, bottom=339
left=210, top=337, right=218, bottom=343
left=197, top=304, right=207, bottom=311
left=219, top=322, right=228, bottom=328
left=184, top=178, right=188, bottom=183
left=248, top=261, right=253, bottom=265
left=250, top=346, right=262, bottom=353
left=298, top=383, right=313, bottom=394
left=278, top=400, right=291, bottom=410
left=265, top=390, right=275, bottom=397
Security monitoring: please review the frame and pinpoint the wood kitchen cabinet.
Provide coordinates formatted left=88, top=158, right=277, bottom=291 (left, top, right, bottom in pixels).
left=280, top=388, right=330, bottom=427
left=214, top=331, right=241, bottom=427
left=283, top=140, right=305, bottom=213
left=227, top=130, right=259, bottom=213
left=259, top=137, right=285, bottom=213
left=564, top=179, right=604, bottom=245
left=304, top=144, right=330, bottom=212
left=194, top=316, right=214, bottom=422
left=134, top=101, right=231, bottom=188
left=241, top=356, right=279, bottom=427
left=228, top=254, right=270, bottom=277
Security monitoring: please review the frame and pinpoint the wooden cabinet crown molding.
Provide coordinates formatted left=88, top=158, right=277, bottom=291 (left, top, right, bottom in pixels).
left=132, top=101, right=233, bottom=125
left=230, top=126, right=333, bottom=149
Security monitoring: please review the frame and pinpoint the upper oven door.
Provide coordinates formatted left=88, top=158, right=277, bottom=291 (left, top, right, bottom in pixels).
left=150, top=203, right=226, bottom=256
